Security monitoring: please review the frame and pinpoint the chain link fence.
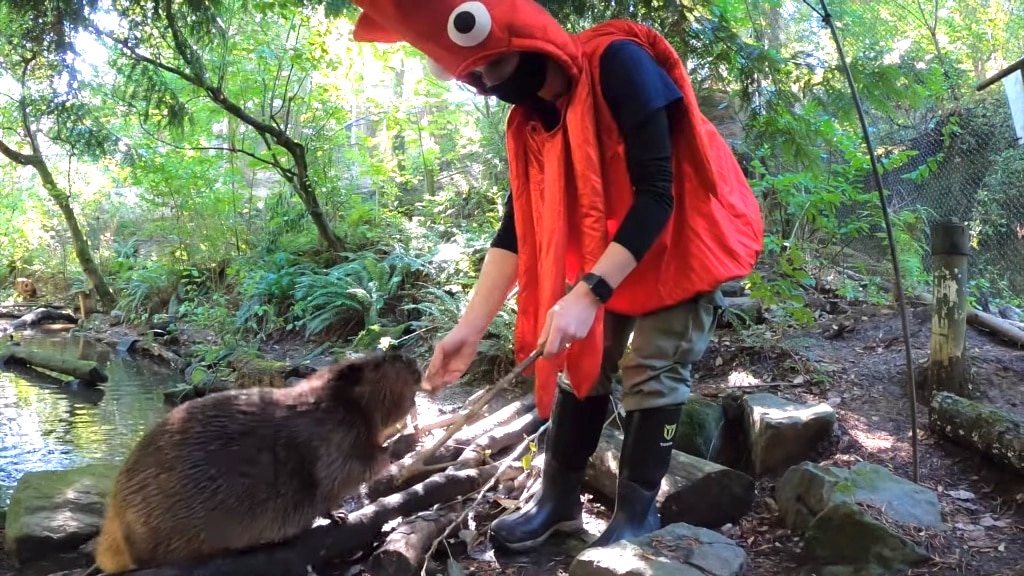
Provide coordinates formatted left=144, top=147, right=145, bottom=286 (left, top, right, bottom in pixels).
left=841, top=72, right=1024, bottom=307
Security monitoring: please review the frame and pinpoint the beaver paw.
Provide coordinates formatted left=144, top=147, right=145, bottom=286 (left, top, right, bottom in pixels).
left=327, top=511, right=348, bottom=526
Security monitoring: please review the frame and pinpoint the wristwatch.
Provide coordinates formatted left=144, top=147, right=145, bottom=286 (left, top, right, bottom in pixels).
left=580, top=272, right=613, bottom=304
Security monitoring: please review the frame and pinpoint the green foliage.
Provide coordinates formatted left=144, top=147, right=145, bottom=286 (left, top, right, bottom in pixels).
left=1, top=0, right=1021, bottom=382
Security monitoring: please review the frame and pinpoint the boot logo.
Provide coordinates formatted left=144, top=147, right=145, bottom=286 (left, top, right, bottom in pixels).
left=663, top=423, right=677, bottom=440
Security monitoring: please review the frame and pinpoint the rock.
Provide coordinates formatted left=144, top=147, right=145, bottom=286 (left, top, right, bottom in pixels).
left=776, top=461, right=946, bottom=532
left=720, top=281, right=746, bottom=297
left=569, top=523, right=746, bottom=576
left=3, top=463, right=120, bottom=564
left=800, top=501, right=931, bottom=574
left=674, top=396, right=726, bottom=460
left=998, top=304, right=1021, bottom=322
left=742, top=393, right=836, bottom=476
left=776, top=461, right=945, bottom=575
left=718, top=297, right=764, bottom=328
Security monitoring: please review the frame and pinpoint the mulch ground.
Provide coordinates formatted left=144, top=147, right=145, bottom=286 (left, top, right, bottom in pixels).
left=448, top=299, right=1024, bottom=575
left=3, top=299, right=1024, bottom=576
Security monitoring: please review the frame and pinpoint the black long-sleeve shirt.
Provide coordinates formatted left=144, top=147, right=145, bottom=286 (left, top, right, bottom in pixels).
left=489, top=39, right=684, bottom=263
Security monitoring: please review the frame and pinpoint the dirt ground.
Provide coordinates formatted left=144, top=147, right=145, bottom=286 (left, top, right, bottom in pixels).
left=428, top=299, right=1024, bottom=576
left=2, top=298, right=1024, bottom=576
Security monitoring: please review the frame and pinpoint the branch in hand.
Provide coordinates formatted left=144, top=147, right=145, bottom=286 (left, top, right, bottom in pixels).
left=397, top=348, right=543, bottom=484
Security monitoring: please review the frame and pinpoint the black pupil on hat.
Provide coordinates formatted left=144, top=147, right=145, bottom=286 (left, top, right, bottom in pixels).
left=453, top=11, right=475, bottom=34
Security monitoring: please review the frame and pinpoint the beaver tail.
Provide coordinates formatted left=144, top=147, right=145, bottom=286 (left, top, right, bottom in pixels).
left=94, top=502, right=135, bottom=574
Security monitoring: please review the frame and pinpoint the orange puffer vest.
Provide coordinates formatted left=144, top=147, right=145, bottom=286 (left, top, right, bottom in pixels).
left=507, top=20, right=764, bottom=418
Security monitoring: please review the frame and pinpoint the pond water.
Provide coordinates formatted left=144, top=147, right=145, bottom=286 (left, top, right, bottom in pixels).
left=0, top=333, right=182, bottom=508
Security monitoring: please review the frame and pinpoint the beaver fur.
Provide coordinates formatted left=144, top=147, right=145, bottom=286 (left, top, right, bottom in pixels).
left=93, top=348, right=421, bottom=573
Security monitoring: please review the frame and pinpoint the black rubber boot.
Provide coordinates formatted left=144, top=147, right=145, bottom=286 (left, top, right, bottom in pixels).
left=587, top=403, right=684, bottom=549
left=489, top=388, right=610, bottom=552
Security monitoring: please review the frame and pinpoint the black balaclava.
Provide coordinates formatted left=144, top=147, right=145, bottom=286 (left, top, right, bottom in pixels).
left=486, top=51, right=560, bottom=129
left=486, top=51, right=548, bottom=105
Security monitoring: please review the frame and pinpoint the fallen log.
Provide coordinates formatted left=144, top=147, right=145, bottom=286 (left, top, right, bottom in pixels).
left=929, top=392, right=1024, bottom=475
left=449, top=410, right=546, bottom=472
left=0, top=305, right=52, bottom=319
left=583, top=427, right=755, bottom=529
left=2, top=362, right=105, bottom=405
left=0, top=345, right=108, bottom=384
left=363, top=508, right=461, bottom=576
left=0, top=307, right=78, bottom=334
left=366, top=394, right=536, bottom=499
left=92, top=334, right=187, bottom=369
left=913, top=292, right=1024, bottom=347
left=117, top=464, right=501, bottom=576
left=718, top=296, right=765, bottom=328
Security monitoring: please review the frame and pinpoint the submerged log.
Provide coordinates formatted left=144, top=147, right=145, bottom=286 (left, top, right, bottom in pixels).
left=929, top=392, right=1024, bottom=475
left=0, top=345, right=107, bottom=384
left=584, top=427, right=755, bottom=529
left=118, top=464, right=501, bottom=576
left=363, top=507, right=461, bottom=576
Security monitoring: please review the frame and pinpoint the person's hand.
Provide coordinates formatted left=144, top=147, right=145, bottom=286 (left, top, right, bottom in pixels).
left=538, top=283, right=601, bottom=358
left=421, top=324, right=484, bottom=392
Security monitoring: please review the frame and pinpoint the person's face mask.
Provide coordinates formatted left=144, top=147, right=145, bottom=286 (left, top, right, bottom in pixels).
left=485, top=51, right=549, bottom=105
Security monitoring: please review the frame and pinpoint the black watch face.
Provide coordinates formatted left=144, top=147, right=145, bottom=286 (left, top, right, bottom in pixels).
left=587, top=275, right=611, bottom=302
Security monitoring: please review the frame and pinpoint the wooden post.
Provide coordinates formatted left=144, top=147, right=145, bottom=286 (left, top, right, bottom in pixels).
left=76, top=290, right=90, bottom=321
left=928, top=218, right=973, bottom=399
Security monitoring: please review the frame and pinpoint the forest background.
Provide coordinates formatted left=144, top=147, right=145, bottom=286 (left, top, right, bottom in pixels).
left=1, top=0, right=1022, bottom=381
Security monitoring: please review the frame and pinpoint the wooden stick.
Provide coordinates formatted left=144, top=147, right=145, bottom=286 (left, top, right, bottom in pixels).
left=398, top=347, right=543, bottom=483
left=418, top=421, right=550, bottom=576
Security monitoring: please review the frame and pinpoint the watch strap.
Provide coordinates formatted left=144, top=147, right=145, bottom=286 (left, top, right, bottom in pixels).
left=581, top=272, right=613, bottom=304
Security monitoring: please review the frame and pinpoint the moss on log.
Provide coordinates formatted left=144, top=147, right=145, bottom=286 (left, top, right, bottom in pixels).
left=929, top=392, right=1024, bottom=474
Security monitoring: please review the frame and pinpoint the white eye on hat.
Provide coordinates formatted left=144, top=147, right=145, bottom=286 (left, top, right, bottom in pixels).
left=447, top=1, right=492, bottom=47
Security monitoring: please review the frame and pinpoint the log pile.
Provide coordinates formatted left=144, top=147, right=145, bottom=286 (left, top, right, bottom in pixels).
left=72, top=386, right=755, bottom=576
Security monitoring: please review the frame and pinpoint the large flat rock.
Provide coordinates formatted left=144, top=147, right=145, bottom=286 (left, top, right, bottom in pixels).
left=776, top=461, right=945, bottom=575
left=569, top=523, right=746, bottom=576
left=3, top=463, right=119, bottom=564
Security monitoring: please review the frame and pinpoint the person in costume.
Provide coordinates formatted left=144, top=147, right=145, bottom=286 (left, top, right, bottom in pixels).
left=350, top=0, right=764, bottom=551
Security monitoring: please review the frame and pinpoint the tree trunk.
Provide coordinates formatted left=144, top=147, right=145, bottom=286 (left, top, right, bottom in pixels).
left=45, top=183, right=118, bottom=310
left=0, top=139, right=117, bottom=311
left=120, top=2, right=347, bottom=254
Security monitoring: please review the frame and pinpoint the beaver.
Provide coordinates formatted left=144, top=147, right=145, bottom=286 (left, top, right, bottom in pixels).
left=93, top=347, right=422, bottom=573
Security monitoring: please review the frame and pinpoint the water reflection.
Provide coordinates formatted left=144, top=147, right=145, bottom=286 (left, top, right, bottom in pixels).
left=0, top=334, right=182, bottom=508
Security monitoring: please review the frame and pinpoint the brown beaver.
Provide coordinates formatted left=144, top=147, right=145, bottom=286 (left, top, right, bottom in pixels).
left=93, top=348, right=422, bottom=573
